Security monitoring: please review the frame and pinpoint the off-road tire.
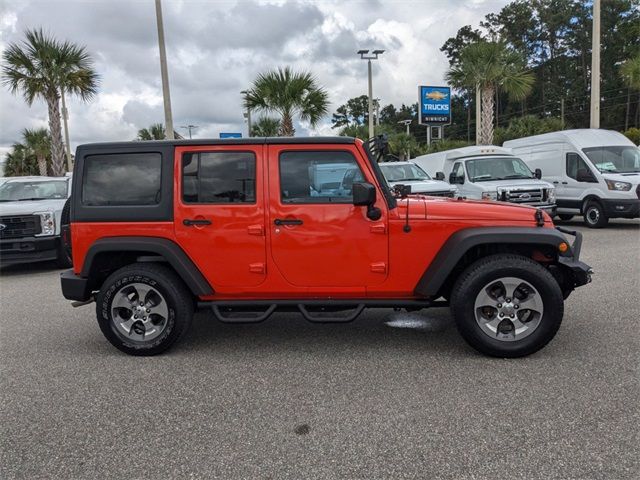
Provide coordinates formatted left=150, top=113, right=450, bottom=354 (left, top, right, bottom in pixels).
left=557, top=214, right=574, bottom=221
left=583, top=200, right=608, bottom=228
left=450, top=254, right=564, bottom=358
left=96, top=263, right=194, bottom=356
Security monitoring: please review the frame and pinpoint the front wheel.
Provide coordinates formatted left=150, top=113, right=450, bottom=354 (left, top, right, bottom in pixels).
left=450, top=254, right=564, bottom=358
left=96, top=263, right=194, bottom=356
left=583, top=200, right=608, bottom=228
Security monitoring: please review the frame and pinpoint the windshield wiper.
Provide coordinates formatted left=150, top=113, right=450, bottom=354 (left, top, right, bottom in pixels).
left=502, top=174, right=533, bottom=179
left=16, top=197, right=51, bottom=201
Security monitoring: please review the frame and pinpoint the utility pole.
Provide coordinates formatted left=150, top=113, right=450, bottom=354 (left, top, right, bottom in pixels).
left=180, top=125, right=198, bottom=139
left=240, top=90, right=252, bottom=137
left=155, top=0, right=174, bottom=139
left=375, top=98, right=380, bottom=127
left=590, top=0, right=600, bottom=129
left=358, top=49, right=384, bottom=139
left=560, top=98, right=565, bottom=129
left=60, top=90, right=73, bottom=172
left=398, top=119, right=412, bottom=159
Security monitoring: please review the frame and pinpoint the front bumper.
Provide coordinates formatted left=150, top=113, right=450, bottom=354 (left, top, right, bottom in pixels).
left=601, top=198, right=639, bottom=219
left=555, top=226, right=593, bottom=289
left=0, top=236, right=58, bottom=266
left=60, top=269, right=92, bottom=301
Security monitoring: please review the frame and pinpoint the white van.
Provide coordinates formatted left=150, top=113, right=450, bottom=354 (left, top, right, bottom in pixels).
left=413, top=146, right=556, bottom=214
left=505, top=129, right=640, bottom=227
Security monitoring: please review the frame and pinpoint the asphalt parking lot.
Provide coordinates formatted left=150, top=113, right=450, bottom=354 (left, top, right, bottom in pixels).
left=1, top=219, right=638, bottom=480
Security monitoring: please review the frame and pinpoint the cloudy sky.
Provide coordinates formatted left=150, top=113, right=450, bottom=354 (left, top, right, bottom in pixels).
left=0, top=0, right=510, bottom=159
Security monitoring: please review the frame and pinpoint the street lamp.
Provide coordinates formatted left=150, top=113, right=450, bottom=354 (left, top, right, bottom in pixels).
left=398, top=119, right=412, bottom=159
left=240, top=90, right=252, bottom=137
left=180, top=124, right=198, bottom=139
left=358, top=49, right=384, bottom=139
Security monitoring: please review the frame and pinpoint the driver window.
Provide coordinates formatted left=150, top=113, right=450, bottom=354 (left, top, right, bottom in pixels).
left=567, top=153, right=594, bottom=182
left=452, top=162, right=464, bottom=182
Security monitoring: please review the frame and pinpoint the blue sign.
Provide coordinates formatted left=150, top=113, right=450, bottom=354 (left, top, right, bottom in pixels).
left=418, top=86, right=451, bottom=125
left=219, top=132, right=242, bottom=139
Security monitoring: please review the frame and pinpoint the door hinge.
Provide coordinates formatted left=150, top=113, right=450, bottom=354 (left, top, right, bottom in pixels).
left=249, top=263, right=265, bottom=274
left=370, top=262, right=387, bottom=273
left=247, top=225, right=265, bottom=236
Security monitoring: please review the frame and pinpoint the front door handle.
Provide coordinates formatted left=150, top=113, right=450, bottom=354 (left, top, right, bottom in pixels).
left=274, top=218, right=303, bottom=226
left=183, top=218, right=212, bottom=226
left=561, top=182, right=568, bottom=185
left=553, top=181, right=559, bottom=184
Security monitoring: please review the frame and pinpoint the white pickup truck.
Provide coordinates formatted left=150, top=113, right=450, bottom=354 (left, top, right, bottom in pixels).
left=0, top=176, right=72, bottom=267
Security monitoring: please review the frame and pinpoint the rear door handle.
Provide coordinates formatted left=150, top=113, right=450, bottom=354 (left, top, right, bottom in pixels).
left=274, top=218, right=303, bottom=226
left=553, top=181, right=559, bottom=184
left=183, top=218, right=212, bottom=226
left=561, top=182, right=568, bottom=185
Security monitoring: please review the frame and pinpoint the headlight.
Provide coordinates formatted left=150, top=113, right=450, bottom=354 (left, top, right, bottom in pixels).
left=547, top=187, right=556, bottom=203
left=35, top=211, right=55, bottom=236
left=481, top=191, right=497, bottom=200
left=605, top=179, right=632, bottom=191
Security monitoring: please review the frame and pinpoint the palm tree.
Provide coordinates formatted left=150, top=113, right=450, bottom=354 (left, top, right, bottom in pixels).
left=251, top=117, right=281, bottom=137
left=136, top=123, right=183, bottom=140
left=446, top=41, right=534, bottom=145
left=2, top=143, right=38, bottom=177
left=22, top=128, right=51, bottom=176
left=620, top=55, right=640, bottom=130
left=2, top=28, right=98, bottom=176
left=243, top=67, right=329, bottom=136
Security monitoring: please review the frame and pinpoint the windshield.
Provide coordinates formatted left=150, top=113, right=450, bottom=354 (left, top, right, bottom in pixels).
left=380, top=163, right=431, bottom=182
left=0, top=180, right=68, bottom=202
left=582, top=146, right=640, bottom=173
left=466, top=156, right=534, bottom=182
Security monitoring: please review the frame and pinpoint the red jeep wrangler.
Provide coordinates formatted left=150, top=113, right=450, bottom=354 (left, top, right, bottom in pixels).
left=60, top=136, right=592, bottom=357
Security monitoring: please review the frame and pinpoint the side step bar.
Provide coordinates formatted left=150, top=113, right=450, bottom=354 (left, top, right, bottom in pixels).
left=199, top=299, right=448, bottom=324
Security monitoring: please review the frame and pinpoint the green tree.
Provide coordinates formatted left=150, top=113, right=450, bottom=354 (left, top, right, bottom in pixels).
left=243, top=67, right=329, bottom=136
left=621, top=55, right=640, bottom=130
left=331, top=95, right=370, bottom=128
left=447, top=41, right=534, bottom=145
left=494, top=115, right=564, bottom=145
left=388, top=132, right=418, bottom=161
left=136, top=123, right=182, bottom=140
left=251, top=117, right=281, bottom=137
left=2, top=28, right=98, bottom=176
left=22, top=128, right=51, bottom=176
left=2, top=143, right=38, bottom=177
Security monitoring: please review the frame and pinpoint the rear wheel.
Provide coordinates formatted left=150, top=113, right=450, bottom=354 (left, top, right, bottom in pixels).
left=583, top=200, right=608, bottom=228
left=450, top=254, right=564, bottom=357
left=96, top=263, right=194, bottom=356
left=557, top=214, right=574, bottom=221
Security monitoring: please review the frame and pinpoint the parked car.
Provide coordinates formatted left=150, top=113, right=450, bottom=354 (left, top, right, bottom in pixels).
left=0, top=176, right=72, bottom=267
left=379, top=161, right=457, bottom=197
left=504, top=129, right=640, bottom=228
left=60, top=136, right=591, bottom=358
left=413, top=146, right=556, bottom=215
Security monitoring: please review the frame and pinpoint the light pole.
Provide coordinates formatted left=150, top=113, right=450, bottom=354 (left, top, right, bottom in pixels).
left=180, top=125, right=198, bottom=139
left=358, top=49, right=384, bottom=139
left=240, top=90, right=252, bottom=137
left=398, top=119, right=412, bottom=159
left=590, top=0, right=601, bottom=129
left=155, top=0, right=174, bottom=139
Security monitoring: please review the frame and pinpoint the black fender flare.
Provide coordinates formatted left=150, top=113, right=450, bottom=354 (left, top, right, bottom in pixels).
left=414, top=227, right=570, bottom=297
left=81, top=236, right=213, bottom=296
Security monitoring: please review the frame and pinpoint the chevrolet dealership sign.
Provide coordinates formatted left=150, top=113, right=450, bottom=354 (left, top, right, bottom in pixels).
left=418, top=86, right=451, bottom=125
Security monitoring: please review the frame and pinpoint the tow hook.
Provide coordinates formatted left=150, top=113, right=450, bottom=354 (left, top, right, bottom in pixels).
left=71, top=297, right=95, bottom=308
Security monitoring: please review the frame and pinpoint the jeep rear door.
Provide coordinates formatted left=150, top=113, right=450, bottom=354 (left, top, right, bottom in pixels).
left=267, top=144, right=389, bottom=288
left=174, top=145, right=267, bottom=287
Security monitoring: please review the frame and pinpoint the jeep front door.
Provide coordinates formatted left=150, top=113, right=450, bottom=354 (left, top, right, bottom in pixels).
left=267, top=145, right=389, bottom=288
left=174, top=145, right=267, bottom=288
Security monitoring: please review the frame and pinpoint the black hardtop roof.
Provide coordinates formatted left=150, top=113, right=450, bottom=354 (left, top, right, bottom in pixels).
left=77, top=136, right=358, bottom=150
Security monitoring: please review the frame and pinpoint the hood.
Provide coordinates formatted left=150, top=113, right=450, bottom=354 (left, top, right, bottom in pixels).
left=387, top=178, right=456, bottom=193
left=469, top=179, right=553, bottom=190
left=406, top=196, right=551, bottom=224
left=601, top=172, right=640, bottom=184
left=0, top=198, right=67, bottom=216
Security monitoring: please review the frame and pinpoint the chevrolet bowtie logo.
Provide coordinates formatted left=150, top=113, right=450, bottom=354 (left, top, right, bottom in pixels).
left=425, top=90, right=448, bottom=101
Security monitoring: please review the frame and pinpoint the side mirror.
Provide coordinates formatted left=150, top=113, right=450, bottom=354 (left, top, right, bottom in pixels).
left=449, top=172, right=463, bottom=184
left=393, top=183, right=412, bottom=198
left=352, top=182, right=382, bottom=221
left=534, top=168, right=542, bottom=179
left=435, top=171, right=445, bottom=181
left=352, top=182, right=376, bottom=206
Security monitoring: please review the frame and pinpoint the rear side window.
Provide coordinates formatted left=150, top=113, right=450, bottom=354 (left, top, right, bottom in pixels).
left=279, top=151, right=363, bottom=203
left=82, top=153, right=161, bottom=206
left=182, top=152, right=256, bottom=203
